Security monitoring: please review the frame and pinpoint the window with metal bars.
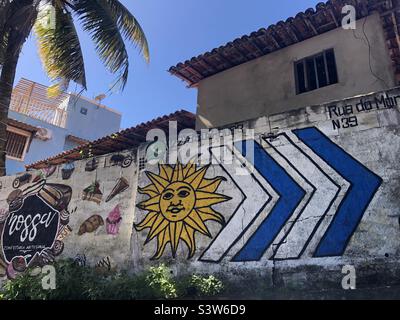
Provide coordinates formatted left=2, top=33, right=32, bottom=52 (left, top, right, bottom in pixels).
left=6, top=129, right=29, bottom=161
left=295, top=49, right=339, bottom=95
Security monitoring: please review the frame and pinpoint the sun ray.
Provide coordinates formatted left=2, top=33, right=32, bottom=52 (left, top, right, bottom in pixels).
left=138, top=184, right=159, bottom=197
left=198, top=177, right=227, bottom=193
left=180, top=225, right=196, bottom=259
left=146, top=171, right=170, bottom=193
left=172, top=163, right=184, bottom=182
left=152, top=229, right=170, bottom=260
left=169, top=221, right=183, bottom=256
left=195, top=191, right=232, bottom=208
left=134, top=212, right=158, bottom=231
left=159, top=164, right=173, bottom=181
left=185, top=210, right=212, bottom=237
left=196, top=207, right=225, bottom=225
left=184, top=165, right=209, bottom=189
left=135, top=161, right=231, bottom=259
left=137, top=195, right=161, bottom=212
left=183, top=159, right=196, bottom=178
left=146, top=216, right=169, bottom=242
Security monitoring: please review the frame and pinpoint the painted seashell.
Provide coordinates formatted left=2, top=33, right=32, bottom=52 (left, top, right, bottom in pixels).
left=78, top=215, right=104, bottom=235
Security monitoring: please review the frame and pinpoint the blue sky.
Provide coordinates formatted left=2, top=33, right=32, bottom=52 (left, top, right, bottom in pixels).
left=15, top=0, right=318, bottom=129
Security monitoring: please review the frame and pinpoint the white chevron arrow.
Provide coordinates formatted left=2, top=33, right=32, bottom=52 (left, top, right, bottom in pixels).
left=199, top=145, right=278, bottom=262
left=268, top=133, right=341, bottom=260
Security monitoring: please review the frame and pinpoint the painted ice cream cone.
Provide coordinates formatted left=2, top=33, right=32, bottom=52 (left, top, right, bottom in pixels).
left=106, top=205, right=122, bottom=235
left=106, top=178, right=129, bottom=202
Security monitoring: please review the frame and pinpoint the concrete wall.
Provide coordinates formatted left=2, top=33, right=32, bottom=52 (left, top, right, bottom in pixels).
left=0, top=149, right=137, bottom=280
left=65, top=96, right=122, bottom=141
left=197, top=13, right=396, bottom=129
left=6, top=111, right=70, bottom=174
left=2, top=87, right=400, bottom=290
left=6, top=96, right=122, bottom=175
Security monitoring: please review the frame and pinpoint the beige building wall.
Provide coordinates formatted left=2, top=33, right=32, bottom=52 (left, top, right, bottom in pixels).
left=197, top=13, right=396, bottom=129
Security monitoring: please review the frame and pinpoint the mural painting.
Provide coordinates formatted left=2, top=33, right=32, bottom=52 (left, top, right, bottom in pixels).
left=61, top=163, right=75, bottom=180
left=106, top=206, right=122, bottom=235
left=104, top=153, right=134, bottom=169
left=78, top=215, right=105, bottom=236
left=95, top=256, right=112, bottom=273
left=0, top=181, right=73, bottom=279
left=0, top=152, right=134, bottom=281
left=136, top=127, right=382, bottom=263
left=106, top=178, right=129, bottom=202
left=135, top=163, right=231, bottom=259
left=82, top=181, right=103, bottom=204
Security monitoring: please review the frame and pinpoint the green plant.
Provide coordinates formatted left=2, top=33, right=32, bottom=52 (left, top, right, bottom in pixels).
left=190, top=275, right=224, bottom=297
left=1, top=269, right=48, bottom=300
left=0, top=260, right=226, bottom=300
left=145, top=264, right=178, bottom=299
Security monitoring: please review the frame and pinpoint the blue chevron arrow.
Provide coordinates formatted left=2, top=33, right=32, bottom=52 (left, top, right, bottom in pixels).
left=232, top=140, right=306, bottom=262
left=293, top=127, right=383, bottom=257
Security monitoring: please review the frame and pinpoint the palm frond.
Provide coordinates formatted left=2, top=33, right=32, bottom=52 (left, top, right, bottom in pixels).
left=34, top=4, right=86, bottom=97
left=101, top=0, right=149, bottom=63
left=74, top=0, right=130, bottom=90
left=0, top=1, right=10, bottom=55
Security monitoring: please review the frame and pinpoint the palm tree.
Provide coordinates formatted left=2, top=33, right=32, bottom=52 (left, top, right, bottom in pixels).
left=0, top=0, right=149, bottom=176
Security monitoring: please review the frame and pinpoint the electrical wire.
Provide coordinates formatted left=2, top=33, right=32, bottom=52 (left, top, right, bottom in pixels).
left=353, top=14, right=391, bottom=89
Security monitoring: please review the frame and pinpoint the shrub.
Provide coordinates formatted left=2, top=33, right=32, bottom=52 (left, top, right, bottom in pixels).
left=145, top=264, right=178, bottom=299
left=190, top=275, right=224, bottom=297
left=0, top=260, right=224, bottom=300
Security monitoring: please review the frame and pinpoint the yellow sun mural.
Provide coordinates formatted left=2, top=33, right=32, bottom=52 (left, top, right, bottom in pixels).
left=135, top=162, right=231, bottom=260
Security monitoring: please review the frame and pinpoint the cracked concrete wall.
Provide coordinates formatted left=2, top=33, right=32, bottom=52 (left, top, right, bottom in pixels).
left=196, top=13, right=396, bottom=130
left=1, top=87, right=400, bottom=291
left=135, top=87, right=400, bottom=290
left=0, top=150, right=138, bottom=281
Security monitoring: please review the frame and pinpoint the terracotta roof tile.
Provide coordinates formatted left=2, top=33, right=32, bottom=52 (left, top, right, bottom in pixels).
left=26, top=110, right=196, bottom=170
left=169, top=0, right=398, bottom=86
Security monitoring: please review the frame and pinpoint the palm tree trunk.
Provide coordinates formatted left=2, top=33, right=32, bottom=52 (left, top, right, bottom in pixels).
left=0, top=32, right=25, bottom=177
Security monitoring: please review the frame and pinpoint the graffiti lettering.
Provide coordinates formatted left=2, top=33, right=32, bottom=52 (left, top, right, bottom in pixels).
left=332, top=116, right=358, bottom=130
left=7, top=211, right=58, bottom=243
left=329, top=93, right=400, bottom=130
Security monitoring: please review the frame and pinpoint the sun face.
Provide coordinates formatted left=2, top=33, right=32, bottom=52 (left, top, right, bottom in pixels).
left=135, top=162, right=231, bottom=260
